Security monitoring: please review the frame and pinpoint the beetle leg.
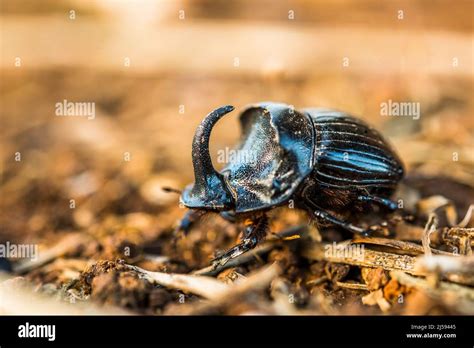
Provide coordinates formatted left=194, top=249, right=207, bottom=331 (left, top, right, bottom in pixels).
left=304, top=201, right=369, bottom=236
left=357, top=195, right=398, bottom=211
left=211, top=215, right=268, bottom=268
left=174, top=209, right=207, bottom=237
left=0, top=257, right=12, bottom=273
left=220, top=210, right=237, bottom=223
left=313, top=209, right=368, bottom=235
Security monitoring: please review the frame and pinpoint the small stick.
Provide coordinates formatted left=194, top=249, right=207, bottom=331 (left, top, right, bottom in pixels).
left=13, top=234, right=89, bottom=274
left=303, top=241, right=474, bottom=285
left=457, top=204, right=474, bottom=228
left=335, top=281, right=369, bottom=291
left=302, top=242, right=423, bottom=275
left=306, top=276, right=329, bottom=286
left=124, top=264, right=228, bottom=300
left=167, top=263, right=281, bottom=315
left=352, top=236, right=453, bottom=256
left=422, top=213, right=438, bottom=256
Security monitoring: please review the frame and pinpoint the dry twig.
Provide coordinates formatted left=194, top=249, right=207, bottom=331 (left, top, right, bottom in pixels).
left=302, top=241, right=423, bottom=275
left=352, top=236, right=453, bottom=256
left=13, top=234, right=91, bottom=274
left=422, top=214, right=438, bottom=256
left=124, top=264, right=228, bottom=300
left=167, top=263, right=282, bottom=315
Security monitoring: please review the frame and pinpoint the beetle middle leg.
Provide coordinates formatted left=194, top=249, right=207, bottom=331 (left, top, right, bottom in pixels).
left=211, top=214, right=268, bottom=268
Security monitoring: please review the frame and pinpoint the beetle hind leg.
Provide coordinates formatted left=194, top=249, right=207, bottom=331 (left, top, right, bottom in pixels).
left=211, top=215, right=268, bottom=268
left=357, top=194, right=398, bottom=211
left=312, top=208, right=369, bottom=236
left=304, top=199, right=369, bottom=236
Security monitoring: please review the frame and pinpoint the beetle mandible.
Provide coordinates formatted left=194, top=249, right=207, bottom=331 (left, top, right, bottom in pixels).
left=177, top=102, right=404, bottom=267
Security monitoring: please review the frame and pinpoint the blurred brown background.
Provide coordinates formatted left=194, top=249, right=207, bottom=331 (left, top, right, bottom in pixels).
left=1, top=0, right=473, bottom=245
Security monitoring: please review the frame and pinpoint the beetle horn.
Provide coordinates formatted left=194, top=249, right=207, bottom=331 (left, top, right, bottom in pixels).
left=192, top=105, right=234, bottom=180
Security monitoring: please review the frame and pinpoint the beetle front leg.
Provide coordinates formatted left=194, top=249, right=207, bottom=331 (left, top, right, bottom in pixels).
left=174, top=209, right=207, bottom=236
left=211, top=214, right=269, bottom=268
left=220, top=210, right=237, bottom=223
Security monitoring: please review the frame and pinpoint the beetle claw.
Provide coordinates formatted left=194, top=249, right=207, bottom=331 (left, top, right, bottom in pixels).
left=210, top=215, right=268, bottom=269
left=210, top=255, right=231, bottom=269
left=211, top=243, right=247, bottom=268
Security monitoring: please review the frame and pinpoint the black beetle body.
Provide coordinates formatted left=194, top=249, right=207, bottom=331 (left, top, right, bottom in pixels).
left=179, top=102, right=404, bottom=266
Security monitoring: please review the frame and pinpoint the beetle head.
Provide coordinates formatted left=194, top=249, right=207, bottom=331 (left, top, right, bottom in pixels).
left=180, top=105, right=235, bottom=211
left=181, top=102, right=315, bottom=213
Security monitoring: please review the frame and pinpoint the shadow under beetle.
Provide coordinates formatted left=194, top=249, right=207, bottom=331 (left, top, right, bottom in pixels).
left=177, top=102, right=404, bottom=268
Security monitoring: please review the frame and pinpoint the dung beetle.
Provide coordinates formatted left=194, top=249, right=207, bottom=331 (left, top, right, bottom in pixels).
left=177, top=102, right=404, bottom=267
